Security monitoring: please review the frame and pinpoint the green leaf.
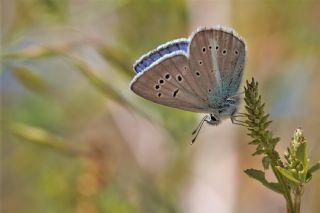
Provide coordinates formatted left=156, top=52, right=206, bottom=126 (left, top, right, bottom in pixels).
left=262, top=156, right=271, bottom=170
left=257, top=143, right=264, bottom=151
left=308, top=161, right=320, bottom=174
left=270, top=137, right=280, bottom=145
left=276, top=166, right=300, bottom=184
left=249, top=139, right=260, bottom=145
left=244, top=169, right=283, bottom=194
left=306, top=172, right=312, bottom=183
left=296, top=143, right=308, bottom=167
left=260, top=114, right=269, bottom=124
left=296, top=143, right=309, bottom=181
left=253, top=149, right=264, bottom=156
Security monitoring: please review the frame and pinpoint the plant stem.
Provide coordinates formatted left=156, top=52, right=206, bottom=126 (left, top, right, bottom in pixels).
left=293, top=187, right=302, bottom=213
left=268, top=153, right=294, bottom=212
left=271, top=164, right=294, bottom=213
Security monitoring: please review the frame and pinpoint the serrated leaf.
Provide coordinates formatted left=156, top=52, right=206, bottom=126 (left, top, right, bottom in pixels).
left=244, top=169, right=283, bottom=194
left=276, top=166, right=300, bottom=184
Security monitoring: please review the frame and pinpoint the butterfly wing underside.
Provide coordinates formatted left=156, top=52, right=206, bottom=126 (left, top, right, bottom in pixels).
left=189, top=27, right=246, bottom=107
left=131, top=26, right=246, bottom=113
left=130, top=52, right=210, bottom=113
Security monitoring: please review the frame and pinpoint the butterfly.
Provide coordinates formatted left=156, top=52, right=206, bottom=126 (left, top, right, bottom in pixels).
left=130, top=26, right=247, bottom=143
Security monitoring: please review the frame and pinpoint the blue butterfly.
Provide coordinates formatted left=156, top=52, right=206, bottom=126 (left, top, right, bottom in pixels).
left=130, top=26, right=247, bottom=143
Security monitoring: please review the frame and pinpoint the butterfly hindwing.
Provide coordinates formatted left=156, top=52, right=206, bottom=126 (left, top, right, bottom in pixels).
left=189, top=29, right=218, bottom=96
left=189, top=26, right=246, bottom=106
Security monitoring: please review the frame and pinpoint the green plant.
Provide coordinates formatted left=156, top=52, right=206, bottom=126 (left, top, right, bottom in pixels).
left=242, top=78, right=320, bottom=213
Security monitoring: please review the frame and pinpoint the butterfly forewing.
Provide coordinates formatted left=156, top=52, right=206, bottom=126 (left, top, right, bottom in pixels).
left=131, top=53, right=210, bottom=113
left=133, top=39, right=189, bottom=73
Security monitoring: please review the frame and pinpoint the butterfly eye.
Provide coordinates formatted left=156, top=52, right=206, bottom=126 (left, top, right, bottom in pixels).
left=165, top=74, right=171, bottom=79
left=210, top=115, right=217, bottom=121
left=215, top=45, right=219, bottom=50
left=196, top=72, right=200, bottom=76
left=154, top=85, right=160, bottom=90
left=202, top=47, right=206, bottom=52
left=234, top=50, right=239, bottom=55
left=157, top=93, right=162, bottom=97
left=184, top=66, right=188, bottom=70
left=208, top=45, right=212, bottom=49
left=199, top=60, right=203, bottom=65
left=177, top=75, right=183, bottom=82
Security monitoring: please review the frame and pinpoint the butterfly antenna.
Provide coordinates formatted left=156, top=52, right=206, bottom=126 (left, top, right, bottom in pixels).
left=191, top=115, right=208, bottom=144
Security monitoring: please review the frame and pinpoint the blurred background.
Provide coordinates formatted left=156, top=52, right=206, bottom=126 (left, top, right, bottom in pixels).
left=1, top=0, right=320, bottom=212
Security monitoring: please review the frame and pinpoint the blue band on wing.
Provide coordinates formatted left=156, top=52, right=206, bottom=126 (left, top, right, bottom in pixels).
left=134, top=40, right=189, bottom=73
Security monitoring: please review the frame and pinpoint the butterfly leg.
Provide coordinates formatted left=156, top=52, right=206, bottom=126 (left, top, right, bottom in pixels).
left=231, top=118, right=248, bottom=127
left=231, top=117, right=248, bottom=127
left=232, top=112, right=247, bottom=117
left=230, top=110, right=248, bottom=127
left=191, top=115, right=209, bottom=144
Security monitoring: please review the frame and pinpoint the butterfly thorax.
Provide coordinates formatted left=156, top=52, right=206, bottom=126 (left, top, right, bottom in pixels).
left=207, top=88, right=240, bottom=123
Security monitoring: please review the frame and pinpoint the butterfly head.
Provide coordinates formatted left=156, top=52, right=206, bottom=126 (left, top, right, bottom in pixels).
left=207, top=114, right=221, bottom=126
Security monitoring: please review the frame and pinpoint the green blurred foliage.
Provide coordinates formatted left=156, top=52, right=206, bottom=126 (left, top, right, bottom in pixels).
left=2, top=0, right=320, bottom=213
left=116, top=0, right=188, bottom=55
left=2, top=0, right=191, bottom=212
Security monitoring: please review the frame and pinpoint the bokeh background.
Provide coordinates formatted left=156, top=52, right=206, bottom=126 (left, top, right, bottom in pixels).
left=2, top=0, right=320, bottom=213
